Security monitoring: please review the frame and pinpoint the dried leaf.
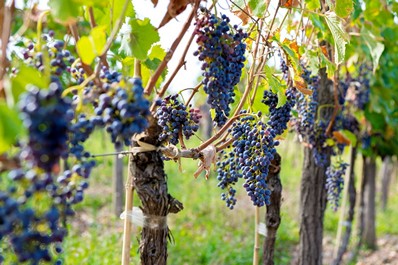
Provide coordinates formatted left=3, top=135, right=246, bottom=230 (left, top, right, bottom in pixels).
left=333, top=131, right=351, bottom=145
left=280, top=0, right=300, bottom=8
left=232, top=5, right=251, bottom=25
left=289, top=41, right=300, bottom=59
left=158, top=0, right=190, bottom=29
left=320, top=45, right=329, bottom=58
left=151, top=0, right=159, bottom=7
left=294, top=76, right=313, bottom=95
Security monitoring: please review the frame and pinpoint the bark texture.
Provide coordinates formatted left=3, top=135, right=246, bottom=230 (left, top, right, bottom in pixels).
left=333, top=146, right=357, bottom=265
left=298, top=68, right=334, bottom=265
left=131, top=117, right=183, bottom=265
left=263, top=153, right=282, bottom=265
left=363, top=156, right=377, bottom=249
left=380, top=156, right=393, bottom=211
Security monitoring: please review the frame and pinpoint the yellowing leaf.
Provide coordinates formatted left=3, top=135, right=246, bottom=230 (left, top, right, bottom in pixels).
left=232, top=5, right=251, bottom=25
left=90, top=26, right=106, bottom=55
left=336, top=0, right=353, bottom=18
left=294, top=76, right=313, bottom=95
left=76, top=36, right=96, bottom=65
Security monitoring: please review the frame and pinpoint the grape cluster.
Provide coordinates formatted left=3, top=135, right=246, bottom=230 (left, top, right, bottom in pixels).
left=0, top=181, right=67, bottom=264
left=18, top=83, right=72, bottom=172
left=94, top=70, right=150, bottom=147
left=194, top=11, right=247, bottom=126
left=348, top=64, right=371, bottom=110
left=326, top=162, right=348, bottom=211
left=156, top=95, right=201, bottom=145
left=262, top=88, right=296, bottom=136
left=22, top=34, right=76, bottom=79
left=217, top=112, right=277, bottom=209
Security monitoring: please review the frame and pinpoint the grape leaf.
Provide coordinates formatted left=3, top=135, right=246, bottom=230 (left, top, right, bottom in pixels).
left=130, top=18, right=160, bottom=60
left=76, top=27, right=107, bottom=65
left=324, top=12, right=349, bottom=65
left=248, top=0, right=268, bottom=17
left=305, top=0, right=321, bottom=10
left=264, top=65, right=287, bottom=108
left=48, top=0, right=81, bottom=25
left=76, top=36, right=97, bottom=65
left=361, top=27, right=385, bottom=73
left=10, top=65, right=48, bottom=102
left=0, top=103, right=23, bottom=154
left=112, top=0, right=135, bottom=29
left=336, top=0, right=353, bottom=18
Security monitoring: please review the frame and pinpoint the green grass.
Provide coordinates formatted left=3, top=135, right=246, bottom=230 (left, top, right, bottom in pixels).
left=59, top=132, right=398, bottom=264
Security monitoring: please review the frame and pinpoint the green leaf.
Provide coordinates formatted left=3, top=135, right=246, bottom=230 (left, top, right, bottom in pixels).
left=130, top=18, right=160, bottom=60
left=112, top=0, right=135, bottom=29
left=309, top=13, right=326, bottom=32
left=0, top=103, right=23, bottom=154
left=324, top=12, right=349, bottom=65
left=305, top=0, right=321, bottom=10
left=319, top=52, right=336, bottom=78
left=248, top=0, right=267, bottom=17
left=264, top=65, right=287, bottom=108
left=76, top=36, right=96, bottom=65
left=48, top=0, right=81, bottom=24
left=144, top=45, right=166, bottom=70
left=10, top=65, right=48, bottom=102
left=336, top=0, right=353, bottom=18
left=361, top=27, right=385, bottom=73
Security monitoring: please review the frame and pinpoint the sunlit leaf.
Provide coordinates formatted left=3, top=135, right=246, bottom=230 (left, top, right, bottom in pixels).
left=336, top=0, right=353, bottom=18
left=130, top=18, right=160, bottom=60
left=361, top=27, right=385, bottom=73
left=324, top=11, right=349, bottom=65
left=305, top=0, right=321, bottom=10
left=76, top=36, right=96, bottom=65
left=48, top=0, right=80, bottom=25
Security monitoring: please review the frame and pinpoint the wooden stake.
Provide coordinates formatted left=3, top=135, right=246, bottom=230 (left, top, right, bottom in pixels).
left=121, top=154, right=134, bottom=265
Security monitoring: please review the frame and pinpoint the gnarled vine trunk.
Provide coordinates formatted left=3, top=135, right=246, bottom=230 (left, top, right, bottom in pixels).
left=298, top=68, right=334, bottom=265
left=362, top=156, right=377, bottom=249
left=263, top=153, right=282, bottom=265
left=380, top=156, right=393, bottom=211
left=131, top=117, right=183, bottom=265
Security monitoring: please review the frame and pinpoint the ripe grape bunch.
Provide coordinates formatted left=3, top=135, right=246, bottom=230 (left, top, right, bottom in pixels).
left=217, top=112, right=277, bottom=209
left=94, top=70, right=151, bottom=147
left=194, top=10, right=247, bottom=126
left=19, top=83, right=72, bottom=172
left=326, top=162, right=349, bottom=211
left=262, top=88, right=296, bottom=136
left=156, top=94, right=201, bottom=145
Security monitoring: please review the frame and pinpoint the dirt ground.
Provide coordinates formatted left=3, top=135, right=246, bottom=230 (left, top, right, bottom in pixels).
left=289, top=235, right=398, bottom=265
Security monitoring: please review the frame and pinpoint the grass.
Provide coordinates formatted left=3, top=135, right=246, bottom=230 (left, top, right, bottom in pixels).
left=58, top=131, right=398, bottom=264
